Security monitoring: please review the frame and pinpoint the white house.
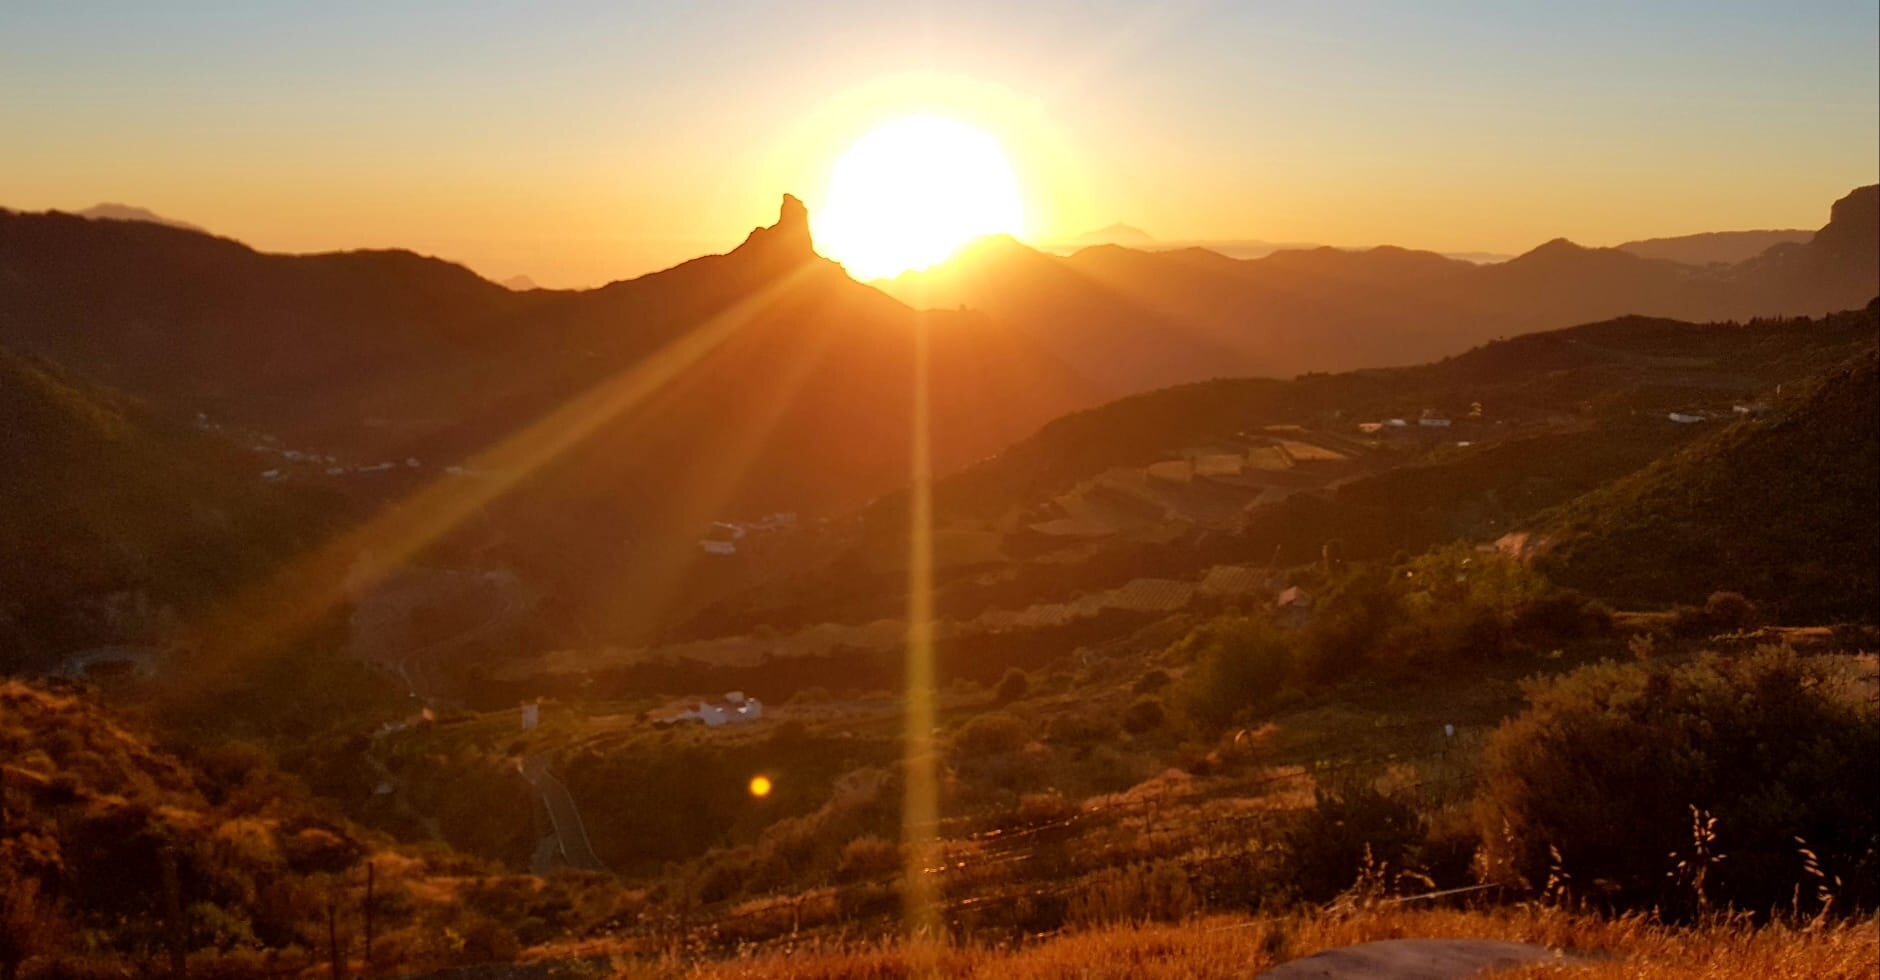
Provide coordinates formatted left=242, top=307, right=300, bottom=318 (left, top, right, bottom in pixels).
left=1667, top=412, right=1706, bottom=424
left=662, top=691, right=764, bottom=727
left=520, top=701, right=540, bottom=731
left=699, top=539, right=737, bottom=556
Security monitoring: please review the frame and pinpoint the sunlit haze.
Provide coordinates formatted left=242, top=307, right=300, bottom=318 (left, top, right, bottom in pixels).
left=2, top=2, right=1875, bottom=287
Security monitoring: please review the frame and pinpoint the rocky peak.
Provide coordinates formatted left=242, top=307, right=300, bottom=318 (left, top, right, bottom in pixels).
left=734, top=194, right=815, bottom=259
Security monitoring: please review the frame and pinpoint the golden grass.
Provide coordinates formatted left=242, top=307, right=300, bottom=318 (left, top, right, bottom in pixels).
left=588, top=906, right=1876, bottom=979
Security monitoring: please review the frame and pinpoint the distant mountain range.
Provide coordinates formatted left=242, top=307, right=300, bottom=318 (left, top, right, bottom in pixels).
left=1614, top=228, right=1812, bottom=266
left=4, top=185, right=1875, bottom=645
left=885, top=185, right=1878, bottom=397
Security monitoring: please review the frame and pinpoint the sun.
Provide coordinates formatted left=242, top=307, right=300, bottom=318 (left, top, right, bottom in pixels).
left=813, top=115, right=1024, bottom=280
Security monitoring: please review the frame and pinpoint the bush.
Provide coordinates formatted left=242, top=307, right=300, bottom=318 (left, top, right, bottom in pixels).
left=952, top=713, right=1030, bottom=759
left=1171, top=617, right=1293, bottom=732
left=1132, top=669, right=1171, bottom=695
left=834, top=836, right=900, bottom=883
left=1121, top=696, right=1167, bottom=735
left=1511, top=589, right=1613, bottom=638
left=1281, top=783, right=1427, bottom=903
left=1475, top=646, right=1878, bottom=916
left=1704, top=591, right=1757, bottom=630
left=994, top=668, right=1030, bottom=705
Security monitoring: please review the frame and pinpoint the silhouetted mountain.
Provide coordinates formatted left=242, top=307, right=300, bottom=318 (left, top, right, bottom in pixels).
left=74, top=202, right=207, bottom=233
left=1533, top=333, right=1879, bottom=621
left=883, top=185, right=1880, bottom=398
left=1616, top=229, right=1810, bottom=266
left=0, top=196, right=1091, bottom=640
left=500, top=274, right=542, bottom=290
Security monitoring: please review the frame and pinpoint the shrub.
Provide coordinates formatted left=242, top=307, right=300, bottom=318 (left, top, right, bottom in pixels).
left=1511, top=589, right=1613, bottom=638
left=994, top=668, right=1030, bottom=705
left=1704, top=591, right=1757, bottom=630
left=1063, top=861, right=1198, bottom=926
left=1171, top=617, right=1293, bottom=732
left=1121, top=696, right=1167, bottom=735
left=835, top=836, right=901, bottom=883
left=952, top=713, right=1030, bottom=759
left=1132, top=669, right=1171, bottom=695
left=1281, top=783, right=1427, bottom=903
left=1475, top=646, right=1878, bottom=916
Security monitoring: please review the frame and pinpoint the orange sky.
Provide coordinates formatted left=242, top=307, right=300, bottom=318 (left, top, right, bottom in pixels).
left=3, top=3, right=1875, bottom=288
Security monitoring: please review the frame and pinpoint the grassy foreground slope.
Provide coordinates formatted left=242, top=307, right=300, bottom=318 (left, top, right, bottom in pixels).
left=1533, top=342, right=1879, bottom=621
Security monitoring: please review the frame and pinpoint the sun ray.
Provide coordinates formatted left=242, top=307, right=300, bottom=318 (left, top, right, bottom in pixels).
left=179, top=259, right=826, bottom=689
left=901, top=307, right=941, bottom=939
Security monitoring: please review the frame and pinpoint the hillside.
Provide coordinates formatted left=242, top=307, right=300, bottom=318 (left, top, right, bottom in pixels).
left=0, top=348, right=343, bottom=672
left=882, top=184, right=1879, bottom=398
left=1532, top=337, right=1880, bottom=621
left=637, top=305, right=1875, bottom=660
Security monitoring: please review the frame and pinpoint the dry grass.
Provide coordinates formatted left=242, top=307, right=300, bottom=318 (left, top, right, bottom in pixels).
left=590, top=906, right=1876, bottom=979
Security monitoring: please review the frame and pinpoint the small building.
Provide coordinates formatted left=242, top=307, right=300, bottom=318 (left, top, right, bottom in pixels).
left=520, top=701, right=540, bottom=731
left=656, top=691, right=764, bottom=727
left=1419, top=409, right=1452, bottom=428
left=1357, top=422, right=1385, bottom=434
left=1667, top=412, right=1706, bottom=424
left=699, top=539, right=737, bottom=556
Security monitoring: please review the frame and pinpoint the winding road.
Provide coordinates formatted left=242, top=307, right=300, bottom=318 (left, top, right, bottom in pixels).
left=519, top=755, right=609, bottom=873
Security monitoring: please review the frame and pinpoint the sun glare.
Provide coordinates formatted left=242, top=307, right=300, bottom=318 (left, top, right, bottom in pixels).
left=814, top=115, right=1024, bottom=280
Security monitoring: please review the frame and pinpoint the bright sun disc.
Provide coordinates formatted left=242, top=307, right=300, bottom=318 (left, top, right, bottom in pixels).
left=814, top=115, right=1023, bottom=280
left=748, top=774, right=773, bottom=798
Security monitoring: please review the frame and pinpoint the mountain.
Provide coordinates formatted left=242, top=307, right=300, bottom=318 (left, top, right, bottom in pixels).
left=1531, top=332, right=1879, bottom=622
left=1616, top=229, right=1811, bottom=266
left=0, top=195, right=1091, bottom=641
left=74, top=202, right=207, bottom=233
left=0, top=347, right=342, bottom=670
left=500, top=274, right=542, bottom=290
left=882, top=185, right=1880, bottom=399
left=1066, top=222, right=1156, bottom=247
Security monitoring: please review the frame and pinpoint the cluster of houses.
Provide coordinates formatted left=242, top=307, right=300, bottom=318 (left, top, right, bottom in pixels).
left=651, top=691, right=766, bottom=727
left=697, top=513, right=799, bottom=556
left=1357, top=408, right=1460, bottom=434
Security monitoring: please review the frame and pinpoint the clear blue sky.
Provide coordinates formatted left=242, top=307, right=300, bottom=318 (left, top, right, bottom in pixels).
left=4, top=1, right=1875, bottom=285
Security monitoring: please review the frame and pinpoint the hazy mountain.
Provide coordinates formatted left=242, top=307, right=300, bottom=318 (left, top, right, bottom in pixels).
left=883, top=185, right=1880, bottom=398
left=74, top=202, right=207, bottom=233
left=1066, top=222, right=1156, bottom=247
left=1616, top=228, right=1811, bottom=266
left=500, top=274, right=542, bottom=290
